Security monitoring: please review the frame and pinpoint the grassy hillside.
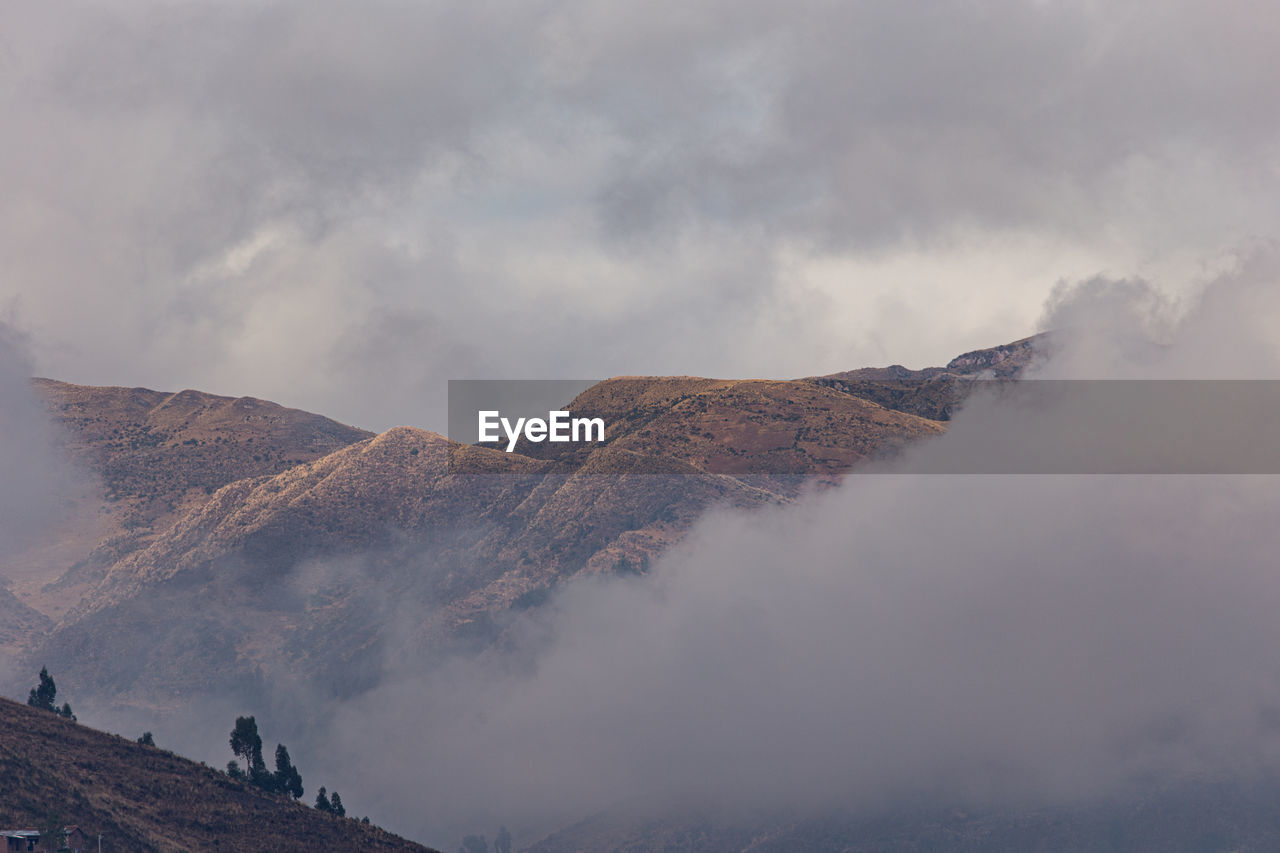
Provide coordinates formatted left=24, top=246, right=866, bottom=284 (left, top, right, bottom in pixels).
left=30, top=430, right=780, bottom=706
left=33, top=379, right=372, bottom=533
left=5, top=381, right=373, bottom=634
left=0, top=697, right=436, bottom=852
left=549, top=376, right=944, bottom=481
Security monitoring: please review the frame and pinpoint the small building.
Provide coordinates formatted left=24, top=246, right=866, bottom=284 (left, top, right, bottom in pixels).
left=1, top=831, right=37, bottom=852
left=62, top=826, right=87, bottom=853
left=1, top=826, right=86, bottom=852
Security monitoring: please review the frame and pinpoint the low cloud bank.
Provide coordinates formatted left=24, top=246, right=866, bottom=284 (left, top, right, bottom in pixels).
left=283, top=256, right=1280, bottom=845
left=0, top=326, right=79, bottom=560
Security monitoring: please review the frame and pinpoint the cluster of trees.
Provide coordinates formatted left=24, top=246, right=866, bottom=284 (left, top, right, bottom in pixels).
left=27, top=666, right=76, bottom=721
left=225, top=715, right=355, bottom=819
left=313, top=786, right=345, bottom=817
left=459, top=826, right=512, bottom=853
left=23, top=672, right=370, bottom=828
left=28, top=666, right=154, bottom=745
left=226, top=715, right=304, bottom=799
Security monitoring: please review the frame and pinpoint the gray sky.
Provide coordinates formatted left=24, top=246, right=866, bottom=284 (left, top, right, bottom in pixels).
left=2, top=1, right=1278, bottom=432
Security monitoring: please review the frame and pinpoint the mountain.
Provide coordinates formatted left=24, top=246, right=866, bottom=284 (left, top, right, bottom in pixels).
left=32, top=427, right=789, bottom=706
left=12, top=369, right=963, bottom=711
left=6, top=381, right=371, bottom=637
left=0, top=333, right=1079, bottom=849
left=0, top=697, right=436, bottom=852
left=6, top=338, right=1039, bottom=712
left=537, top=376, right=943, bottom=481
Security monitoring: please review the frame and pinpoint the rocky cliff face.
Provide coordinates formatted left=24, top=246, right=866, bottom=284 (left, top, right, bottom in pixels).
left=809, top=334, right=1049, bottom=420
left=944, top=334, right=1046, bottom=377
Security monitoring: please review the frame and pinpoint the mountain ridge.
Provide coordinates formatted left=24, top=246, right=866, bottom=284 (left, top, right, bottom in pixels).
left=11, top=337, right=1041, bottom=711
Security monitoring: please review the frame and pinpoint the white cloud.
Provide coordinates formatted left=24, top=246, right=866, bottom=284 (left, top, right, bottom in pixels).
left=0, top=0, right=1277, bottom=430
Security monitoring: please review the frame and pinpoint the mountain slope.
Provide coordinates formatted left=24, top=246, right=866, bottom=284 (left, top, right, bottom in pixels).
left=0, top=697, right=436, bottom=852
left=34, top=379, right=372, bottom=527
left=14, top=343, right=1009, bottom=712
left=539, top=376, right=944, bottom=482
left=31, top=428, right=783, bottom=706
left=4, top=382, right=373, bottom=651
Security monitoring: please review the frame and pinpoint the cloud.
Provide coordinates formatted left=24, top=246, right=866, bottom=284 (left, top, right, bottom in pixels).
left=1035, top=244, right=1280, bottom=378
left=0, top=326, right=80, bottom=559
left=327, top=477, right=1280, bottom=842
left=2, top=1, right=1278, bottom=429
left=288, top=258, right=1280, bottom=845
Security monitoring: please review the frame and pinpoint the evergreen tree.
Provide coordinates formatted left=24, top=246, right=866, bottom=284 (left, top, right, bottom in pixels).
left=226, top=760, right=245, bottom=781
left=273, top=743, right=304, bottom=799
left=58, top=702, right=76, bottom=721
left=138, top=731, right=155, bottom=746
left=315, top=786, right=332, bottom=812
left=495, top=825, right=512, bottom=853
left=248, top=759, right=276, bottom=792
left=229, top=716, right=264, bottom=775
left=330, top=791, right=345, bottom=818
left=27, top=666, right=57, bottom=711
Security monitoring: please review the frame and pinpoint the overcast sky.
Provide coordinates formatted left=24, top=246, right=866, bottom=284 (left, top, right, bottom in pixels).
left=2, top=1, right=1277, bottom=431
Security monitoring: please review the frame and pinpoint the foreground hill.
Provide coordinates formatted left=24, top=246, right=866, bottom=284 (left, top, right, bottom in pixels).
left=0, top=697, right=436, bottom=852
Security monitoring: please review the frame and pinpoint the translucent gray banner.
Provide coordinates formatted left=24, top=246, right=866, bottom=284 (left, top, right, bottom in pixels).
left=892, top=379, right=1280, bottom=474
left=446, top=379, right=1280, bottom=475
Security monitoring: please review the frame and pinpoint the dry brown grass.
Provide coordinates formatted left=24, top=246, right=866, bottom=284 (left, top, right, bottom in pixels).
left=0, top=697, right=437, bottom=852
left=20, top=364, right=959, bottom=712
